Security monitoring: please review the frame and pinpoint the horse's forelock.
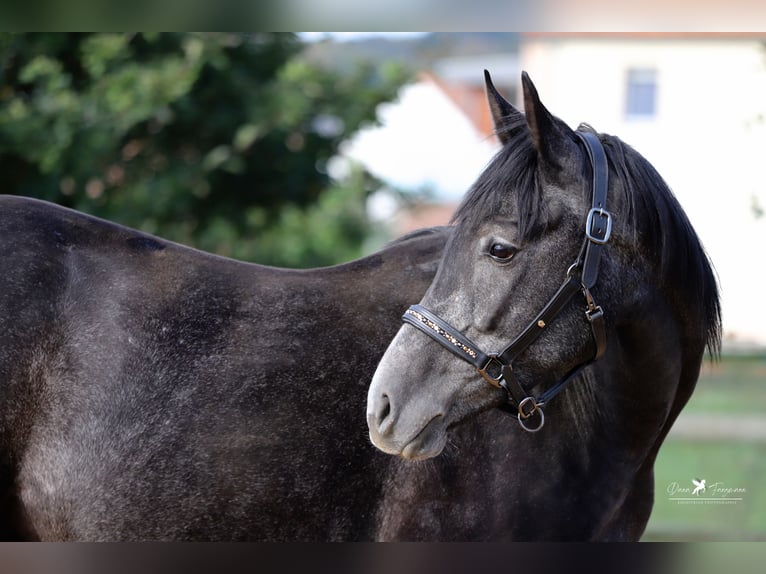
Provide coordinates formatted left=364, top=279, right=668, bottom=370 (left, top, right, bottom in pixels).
left=450, top=118, right=547, bottom=241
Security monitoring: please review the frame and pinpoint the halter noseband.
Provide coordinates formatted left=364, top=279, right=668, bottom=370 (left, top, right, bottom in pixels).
left=402, top=129, right=612, bottom=432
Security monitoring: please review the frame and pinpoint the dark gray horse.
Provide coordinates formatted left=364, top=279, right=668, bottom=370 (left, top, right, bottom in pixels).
left=0, top=195, right=453, bottom=540
left=368, top=72, right=721, bottom=540
left=3, top=194, right=598, bottom=541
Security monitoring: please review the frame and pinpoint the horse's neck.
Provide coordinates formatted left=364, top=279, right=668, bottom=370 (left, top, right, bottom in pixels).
left=372, top=400, right=655, bottom=541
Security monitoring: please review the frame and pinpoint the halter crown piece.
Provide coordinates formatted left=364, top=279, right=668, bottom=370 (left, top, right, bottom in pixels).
left=402, top=127, right=611, bottom=432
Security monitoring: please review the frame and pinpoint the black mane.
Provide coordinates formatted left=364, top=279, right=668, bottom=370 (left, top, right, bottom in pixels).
left=600, top=132, right=722, bottom=355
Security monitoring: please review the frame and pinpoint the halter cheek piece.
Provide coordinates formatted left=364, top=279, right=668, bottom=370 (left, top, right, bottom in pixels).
left=402, top=129, right=611, bottom=433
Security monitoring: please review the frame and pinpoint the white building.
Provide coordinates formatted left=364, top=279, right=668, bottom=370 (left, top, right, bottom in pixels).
left=518, top=33, right=766, bottom=346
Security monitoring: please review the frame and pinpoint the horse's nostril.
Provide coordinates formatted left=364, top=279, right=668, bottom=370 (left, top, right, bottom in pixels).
left=379, top=394, right=391, bottom=422
left=372, top=393, right=396, bottom=435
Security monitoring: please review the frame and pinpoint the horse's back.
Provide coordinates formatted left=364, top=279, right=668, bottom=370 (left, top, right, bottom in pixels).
left=0, top=196, right=249, bottom=538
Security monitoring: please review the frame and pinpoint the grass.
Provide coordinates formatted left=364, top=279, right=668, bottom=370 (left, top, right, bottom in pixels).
left=685, top=354, right=766, bottom=415
left=644, top=440, right=766, bottom=540
left=642, top=353, right=766, bottom=541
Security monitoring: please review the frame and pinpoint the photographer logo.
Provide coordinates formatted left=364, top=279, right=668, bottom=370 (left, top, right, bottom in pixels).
left=666, top=478, right=746, bottom=504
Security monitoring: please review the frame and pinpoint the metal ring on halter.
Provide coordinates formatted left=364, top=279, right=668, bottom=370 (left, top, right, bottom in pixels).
left=565, top=261, right=580, bottom=281
left=517, top=407, right=545, bottom=433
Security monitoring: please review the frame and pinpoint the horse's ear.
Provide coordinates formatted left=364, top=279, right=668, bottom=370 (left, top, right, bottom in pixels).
left=521, top=71, right=578, bottom=172
left=484, top=70, right=523, bottom=146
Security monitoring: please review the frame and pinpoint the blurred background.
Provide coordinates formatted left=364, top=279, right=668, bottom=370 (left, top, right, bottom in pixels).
left=1, top=32, right=764, bottom=541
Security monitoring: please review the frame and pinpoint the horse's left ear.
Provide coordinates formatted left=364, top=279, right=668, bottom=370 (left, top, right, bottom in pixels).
left=521, top=71, right=578, bottom=172
left=484, top=70, right=524, bottom=145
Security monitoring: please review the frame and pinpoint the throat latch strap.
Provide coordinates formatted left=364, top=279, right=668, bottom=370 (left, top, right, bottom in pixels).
left=578, top=130, right=611, bottom=289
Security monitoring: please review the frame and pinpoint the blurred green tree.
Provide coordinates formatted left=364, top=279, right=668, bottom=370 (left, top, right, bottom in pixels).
left=0, top=33, right=410, bottom=266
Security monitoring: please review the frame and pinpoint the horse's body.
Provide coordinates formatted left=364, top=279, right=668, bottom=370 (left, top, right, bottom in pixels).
left=1, top=71, right=721, bottom=543
left=0, top=195, right=460, bottom=540
left=3, top=194, right=614, bottom=541
left=368, top=72, right=721, bottom=540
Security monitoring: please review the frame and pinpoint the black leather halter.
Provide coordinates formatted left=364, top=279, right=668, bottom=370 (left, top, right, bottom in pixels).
left=402, top=129, right=612, bottom=432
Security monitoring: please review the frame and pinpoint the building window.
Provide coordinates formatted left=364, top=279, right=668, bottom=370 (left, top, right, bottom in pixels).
left=625, top=68, right=657, bottom=118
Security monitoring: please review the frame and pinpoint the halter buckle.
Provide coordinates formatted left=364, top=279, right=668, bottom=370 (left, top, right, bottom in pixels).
left=517, top=396, right=540, bottom=419
left=478, top=353, right=504, bottom=388
left=585, top=207, right=612, bottom=244
left=581, top=285, right=599, bottom=314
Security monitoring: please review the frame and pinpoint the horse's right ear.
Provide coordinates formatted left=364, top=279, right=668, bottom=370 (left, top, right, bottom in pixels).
left=521, top=71, right=579, bottom=173
left=484, top=70, right=523, bottom=146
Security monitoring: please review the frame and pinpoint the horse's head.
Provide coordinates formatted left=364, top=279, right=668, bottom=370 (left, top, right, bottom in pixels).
left=367, top=71, right=720, bottom=461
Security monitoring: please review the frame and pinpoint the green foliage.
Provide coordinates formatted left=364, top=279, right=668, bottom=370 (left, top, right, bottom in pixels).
left=197, top=164, right=383, bottom=267
left=0, top=32, right=410, bottom=267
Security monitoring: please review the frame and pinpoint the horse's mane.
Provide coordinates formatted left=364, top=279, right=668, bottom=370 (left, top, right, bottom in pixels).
left=451, top=119, right=722, bottom=356
left=599, top=131, right=722, bottom=356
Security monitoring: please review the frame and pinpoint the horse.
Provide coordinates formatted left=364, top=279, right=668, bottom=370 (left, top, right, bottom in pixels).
left=0, top=194, right=455, bottom=540
left=367, top=71, right=721, bottom=541
left=5, top=195, right=614, bottom=542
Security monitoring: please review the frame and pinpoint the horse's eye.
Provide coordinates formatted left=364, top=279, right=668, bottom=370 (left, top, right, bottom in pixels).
left=489, top=242, right=516, bottom=262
